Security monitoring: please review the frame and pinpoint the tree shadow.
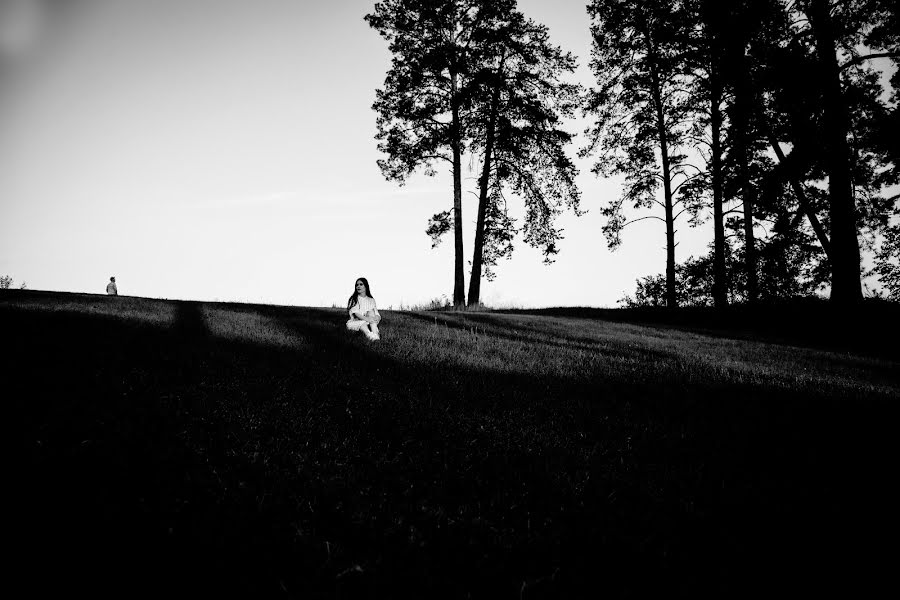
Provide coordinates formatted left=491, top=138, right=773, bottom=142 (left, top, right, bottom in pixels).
left=500, top=301, right=900, bottom=360
left=398, top=310, right=900, bottom=388
left=400, top=310, right=677, bottom=363
left=5, top=299, right=895, bottom=598
left=267, top=307, right=897, bottom=597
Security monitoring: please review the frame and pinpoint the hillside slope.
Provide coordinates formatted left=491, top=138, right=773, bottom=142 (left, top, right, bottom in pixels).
left=4, top=290, right=897, bottom=598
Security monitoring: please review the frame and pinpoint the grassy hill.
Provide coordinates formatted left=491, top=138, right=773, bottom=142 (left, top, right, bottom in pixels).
left=4, top=290, right=898, bottom=598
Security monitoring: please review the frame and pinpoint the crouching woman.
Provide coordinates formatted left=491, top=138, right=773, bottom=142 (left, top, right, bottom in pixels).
left=346, top=277, right=381, bottom=341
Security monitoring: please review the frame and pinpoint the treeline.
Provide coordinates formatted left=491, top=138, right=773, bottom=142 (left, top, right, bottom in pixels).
left=0, top=275, right=26, bottom=290
left=367, top=0, right=899, bottom=309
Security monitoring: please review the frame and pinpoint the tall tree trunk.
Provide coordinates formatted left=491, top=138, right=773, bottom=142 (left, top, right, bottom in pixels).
left=732, top=49, right=757, bottom=303
left=807, top=0, right=863, bottom=305
left=468, top=80, right=501, bottom=308
left=450, top=69, right=466, bottom=308
left=710, top=70, right=727, bottom=308
left=648, top=52, right=677, bottom=308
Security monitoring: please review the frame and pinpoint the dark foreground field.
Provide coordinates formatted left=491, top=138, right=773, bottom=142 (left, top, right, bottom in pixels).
left=4, top=290, right=898, bottom=598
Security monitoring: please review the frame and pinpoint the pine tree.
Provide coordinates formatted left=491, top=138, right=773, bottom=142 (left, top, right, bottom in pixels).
left=792, top=0, right=899, bottom=304
left=466, top=9, right=582, bottom=307
left=367, top=0, right=498, bottom=308
left=584, top=0, right=699, bottom=308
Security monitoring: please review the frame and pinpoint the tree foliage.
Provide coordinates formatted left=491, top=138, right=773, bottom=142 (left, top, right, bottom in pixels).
left=872, top=220, right=900, bottom=300
left=584, top=0, right=705, bottom=307
left=610, top=0, right=899, bottom=306
left=466, top=8, right=582, bottom=305
left=369, top=0, right=582, bottom=308
left=367, top=0, right=503, bottom=306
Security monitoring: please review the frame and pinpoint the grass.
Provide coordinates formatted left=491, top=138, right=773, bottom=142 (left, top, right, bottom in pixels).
left=4, top=289, right=898, bottom=598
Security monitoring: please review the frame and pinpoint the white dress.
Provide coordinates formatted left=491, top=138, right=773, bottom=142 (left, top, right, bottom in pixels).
left=346, top=295, right=380, bottom=340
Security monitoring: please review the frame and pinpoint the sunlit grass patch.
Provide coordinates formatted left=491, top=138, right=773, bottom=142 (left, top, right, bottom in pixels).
left=201, top=305, right=309, bottom=350
left=368, top=310, right=899, bottom=398
left=0, top=291, right=177, bottom=326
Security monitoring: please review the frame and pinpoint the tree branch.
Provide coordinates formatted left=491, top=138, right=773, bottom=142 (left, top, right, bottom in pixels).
left=421, top=153, right=454, bottom=165
left=840, top=52, right=900, bottom=71
left=624, top=215, right=667, bottom=227
left=671, top=171, right=706, bottom=194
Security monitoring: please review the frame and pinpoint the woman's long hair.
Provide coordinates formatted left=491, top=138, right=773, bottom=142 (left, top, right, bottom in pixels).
left=347, top=277, right=373, bottom=310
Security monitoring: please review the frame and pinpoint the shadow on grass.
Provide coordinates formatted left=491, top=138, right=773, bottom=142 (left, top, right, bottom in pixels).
left=5, top=298, right=897, bottom=598
left=501, top=299, right=900, bottom=359
left=400, top=309, right=900, bottom=391
left=399, top=310, right=692, bottom=374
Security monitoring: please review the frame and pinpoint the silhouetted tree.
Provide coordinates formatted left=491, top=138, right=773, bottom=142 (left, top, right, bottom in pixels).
left=679, top=0, right=748, bottom=307
left=368, top=0, right=503, bottom=308
left=687, top=0, right=730, bottom=307
left=617, top=0, right=897, bottom=306
left=465, top=9, right=582, bottom=307
left=584, top=0, right=701, bottom=308
left=872, top=221, right=900, bottom=300
left=677, top=0, right=793, bottom=307
left=792, top=0, right=899, bottom=305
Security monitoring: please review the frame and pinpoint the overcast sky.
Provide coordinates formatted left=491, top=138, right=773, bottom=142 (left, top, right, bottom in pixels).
left=0, top=0, right=891, bottom=308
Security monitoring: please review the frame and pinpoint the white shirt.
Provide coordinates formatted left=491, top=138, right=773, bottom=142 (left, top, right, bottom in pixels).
left=349, top=295, right=378, bottom=320
left=106, top=282, right=118, bottom=295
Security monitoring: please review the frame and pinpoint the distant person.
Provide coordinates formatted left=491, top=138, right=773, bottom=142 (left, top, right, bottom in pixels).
left=106, top=276, right=118, bottom=296
left=346, top=277, right=381, bottom=341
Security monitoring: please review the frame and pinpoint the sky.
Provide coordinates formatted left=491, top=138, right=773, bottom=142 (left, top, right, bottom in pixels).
left=0, top=0, right=892, bottom=309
